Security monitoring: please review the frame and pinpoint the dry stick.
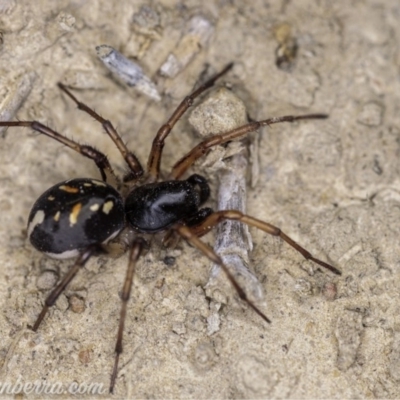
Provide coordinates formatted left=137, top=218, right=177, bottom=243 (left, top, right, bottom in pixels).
left=159, top=16, right=214, bottom=78
left=96, top=45, right=161, bottom=101
left=0, top=71, right=36, bottom=136
left=208, top=152, right=265, bottom=303
left=187, top=87, right=265, bottom=327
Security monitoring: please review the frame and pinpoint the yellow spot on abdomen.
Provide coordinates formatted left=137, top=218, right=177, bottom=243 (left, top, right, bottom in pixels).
left=70, top=203, right=82, bottom=226
left=60, top=185, right=79, bottom=194
left=102, top=200, right=114, bottom=214
left=54, top=211, right=61, bottom=221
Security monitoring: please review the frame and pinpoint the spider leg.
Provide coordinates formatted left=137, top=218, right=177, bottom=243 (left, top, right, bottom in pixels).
left=0, top=121, right=115, bottom=182
left=174, top=224, right=272, bottom=324
left=110, top=238, right=144, bottom=394
left=146, top=63, right=234, bottom=182
left=58, top=83, right=144, bottom=181
left=169, top=113, right=328, bottom=179
left=188, top=210, right=341, bottom=275
left=31, top=246, right=97, bottom=332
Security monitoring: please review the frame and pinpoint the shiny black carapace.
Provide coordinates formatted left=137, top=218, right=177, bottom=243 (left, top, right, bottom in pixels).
left=0, top=63, right=341, bottom=394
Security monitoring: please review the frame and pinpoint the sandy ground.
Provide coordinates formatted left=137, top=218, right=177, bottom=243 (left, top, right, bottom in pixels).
left=1, top=0, right=400, bottom=398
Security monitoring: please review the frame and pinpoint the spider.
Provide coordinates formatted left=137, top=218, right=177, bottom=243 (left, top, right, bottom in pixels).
left=0, top=63, right=341, bottom=393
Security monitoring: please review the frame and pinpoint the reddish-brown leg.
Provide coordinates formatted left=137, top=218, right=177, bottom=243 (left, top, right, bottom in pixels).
left=188, top=210, right=341, bottom=275
left=110, top=238, right=144, bottom=394
left=58, top=83, right=144, bottom=180
left=31, top=246, right=96, bottom=332
left=146, top=63, right=234, bottom=182
left=170, top=114, right=328, bottom=179
left=174, top=224, right=272, bottom=324
left=0, top=121, right=115, bottom=182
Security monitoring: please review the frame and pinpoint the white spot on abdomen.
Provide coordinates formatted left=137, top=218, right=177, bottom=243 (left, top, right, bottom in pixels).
left=27, top=210, right=45, bottom=238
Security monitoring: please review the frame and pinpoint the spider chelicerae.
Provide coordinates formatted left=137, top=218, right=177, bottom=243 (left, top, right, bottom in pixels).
left=0, top=63, right=341, bottom=393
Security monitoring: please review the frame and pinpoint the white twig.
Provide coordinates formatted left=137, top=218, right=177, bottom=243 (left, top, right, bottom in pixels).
left=0, top=71, right=36, bottom=134
left=189, top=84, right=264, bottom=333
left=96, top=45, right=161, bottom=101
left=159, top=16, right=214, bottom=78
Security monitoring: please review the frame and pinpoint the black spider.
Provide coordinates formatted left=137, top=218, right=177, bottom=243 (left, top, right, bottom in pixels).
left=0, top=63, right=341, bottom=393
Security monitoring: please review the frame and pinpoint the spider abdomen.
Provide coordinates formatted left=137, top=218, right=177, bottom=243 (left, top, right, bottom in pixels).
left=27, top=178, right=125, bottom=259
left=125, top=179, right=203, bottom=233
